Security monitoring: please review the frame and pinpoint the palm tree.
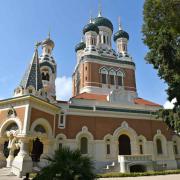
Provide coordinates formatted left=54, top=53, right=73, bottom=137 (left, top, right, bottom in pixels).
left=33, top=147, right=95, bottom=180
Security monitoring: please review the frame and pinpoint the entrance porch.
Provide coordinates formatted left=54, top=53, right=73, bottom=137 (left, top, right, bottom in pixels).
left=118, top=154, right=153, bottom=173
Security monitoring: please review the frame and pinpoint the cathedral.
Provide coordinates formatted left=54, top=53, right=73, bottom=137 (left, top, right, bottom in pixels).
left=0, top=10, right=180, bottom=177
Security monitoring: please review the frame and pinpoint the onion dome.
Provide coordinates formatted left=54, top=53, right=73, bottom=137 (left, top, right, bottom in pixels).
left=83, top=22, right=99, bottom=35
left=75, top=41, right=86, bottom=52
left=93, top=16, right=113, bottom=32
left=113, top=29, right=129, bottom=41
left=42, top=32, right=55, bottom=49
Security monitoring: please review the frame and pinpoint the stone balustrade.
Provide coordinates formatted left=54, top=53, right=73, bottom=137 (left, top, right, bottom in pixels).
left=118, top=154, right=152, bottom=162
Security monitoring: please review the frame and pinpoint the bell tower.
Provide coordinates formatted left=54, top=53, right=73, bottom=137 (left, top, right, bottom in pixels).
left=39, top=33, right=57, bottom=102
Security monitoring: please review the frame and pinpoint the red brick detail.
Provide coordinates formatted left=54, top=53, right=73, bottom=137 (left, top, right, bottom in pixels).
left=55, top=115, right=173, bottom=141
left=0, top=107, right=25, bottom=126
left=73, top=92, right=107, bottom=101
left=30, top=108, right=54, bottom=131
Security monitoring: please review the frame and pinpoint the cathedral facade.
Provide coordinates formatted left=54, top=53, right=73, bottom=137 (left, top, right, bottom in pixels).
left=0, top=11, right=180, bottom=177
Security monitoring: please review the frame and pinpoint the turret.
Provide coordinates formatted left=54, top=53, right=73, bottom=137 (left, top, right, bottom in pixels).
left=39, top=33, right=57, bottom=102
left=93, top=10, right=113, bottom=49
left=113, top=18, right=129, bottom=56
left=83, top=18, right=99, bottom=50
left=75, top=38, right=86, bottom=63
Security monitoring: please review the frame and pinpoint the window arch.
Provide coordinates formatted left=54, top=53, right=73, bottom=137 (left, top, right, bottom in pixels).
left=80, top=137, right=88, bottom=154
left=156, top=138, right=163, bottom=154
left=100, top=67, right=108, bottom=84
left=116, top=70, right=124, bottom=86
left=109, top=69, right=116, bottom=85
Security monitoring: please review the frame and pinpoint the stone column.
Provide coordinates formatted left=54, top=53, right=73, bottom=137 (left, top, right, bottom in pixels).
left=0, top=137, right=6, bottom=168
left=11, top=137, right=33, bottom=177
left=39, top=139, right=54, bottom=168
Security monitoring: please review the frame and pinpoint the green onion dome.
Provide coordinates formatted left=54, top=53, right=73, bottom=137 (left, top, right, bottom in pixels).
left=75, top=42, right=86, bottom=52
left=83, top=23, right=99, bottom=35
left=93, top=16, right=113, bottom=32
left=113, top=30, right=129, bottom=41
left=42, top=37, right=55, bottom=49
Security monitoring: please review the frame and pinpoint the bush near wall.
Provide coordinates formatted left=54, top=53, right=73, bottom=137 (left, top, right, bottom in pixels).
left=97, top=169, right=180, bottom=178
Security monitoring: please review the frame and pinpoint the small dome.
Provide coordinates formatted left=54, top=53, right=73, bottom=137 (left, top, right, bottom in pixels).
left=83, top=23, right=99, bottom=35
left=93, top=16, right=113, bottom=32
left=75, top=42, right=86, bottom=52
left=113, top=30, right=129, bottom=41
left=42, top=38, right=55, bottom=49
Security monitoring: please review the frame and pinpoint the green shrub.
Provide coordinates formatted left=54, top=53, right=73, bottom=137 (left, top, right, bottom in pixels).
left=97, top=169, right=180, bottom=178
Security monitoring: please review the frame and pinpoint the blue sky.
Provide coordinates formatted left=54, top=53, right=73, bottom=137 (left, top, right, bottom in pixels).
left=0, top=0, right=168, bottom=105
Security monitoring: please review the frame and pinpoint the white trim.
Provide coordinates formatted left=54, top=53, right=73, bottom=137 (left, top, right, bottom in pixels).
left=76, top=126, right=94, bottom=141
left=30, top=118, right=53, bottom=138
left=22, top=104, right=30, bottom=134
left=0, top=117, right=22, bottom=136
left=82, top=59, right=135, bottom=70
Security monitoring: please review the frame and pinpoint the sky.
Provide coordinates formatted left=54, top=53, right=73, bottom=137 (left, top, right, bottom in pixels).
left=0, top=0, right=172, bottom=107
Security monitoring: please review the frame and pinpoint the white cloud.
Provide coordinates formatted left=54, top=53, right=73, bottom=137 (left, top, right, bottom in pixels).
left=55, top=76, right=72, bottom=101
left=163, top=98, right=177, bottom=109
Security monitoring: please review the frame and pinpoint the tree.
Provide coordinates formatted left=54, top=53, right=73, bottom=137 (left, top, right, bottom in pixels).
left=34, top=147, right=95, bottom=180
left=142, top=0, right=180, bottom=132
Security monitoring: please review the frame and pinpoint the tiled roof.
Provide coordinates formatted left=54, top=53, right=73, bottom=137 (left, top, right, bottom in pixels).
left=134, top=98, right=161, bottom=107
left=73, top=93, right=161, bottom=107
left=20, top=48, right=43, bottom=91
left=73, top=92, right=107, bottom=101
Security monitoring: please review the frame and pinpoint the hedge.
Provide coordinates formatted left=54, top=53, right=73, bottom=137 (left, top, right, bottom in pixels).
left=97, top=169, right=180, bottom=178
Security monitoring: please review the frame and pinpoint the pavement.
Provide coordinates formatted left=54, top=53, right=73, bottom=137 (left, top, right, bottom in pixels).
left=0, top=168, right=22, bottom=180
left=1, top=168, right=180, bottom=180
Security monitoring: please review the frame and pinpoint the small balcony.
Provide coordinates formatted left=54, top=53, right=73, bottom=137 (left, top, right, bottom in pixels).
left=118, top=154, right=153, bottom=173
left=118, top=154, right=152, bottom=162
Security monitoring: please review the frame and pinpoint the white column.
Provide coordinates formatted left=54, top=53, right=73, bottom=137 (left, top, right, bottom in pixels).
left=0, top=137, right=6, bottom=168
left=118, top=156, right=126, bottom=173
left=11, top=137, right=32, bottom=177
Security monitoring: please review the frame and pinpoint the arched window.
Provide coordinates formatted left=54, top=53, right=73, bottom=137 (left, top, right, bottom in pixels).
left=6, top=122, right=18, bottom=131
left=138, top=139, right=144, bottom=154
left=34, top=125, right=46, bottom=133
left=58, top=112, right=66, bottom=129
left=100, top=67, right=108, bottom=84
left=156, top=138, right=163, bottom=154
left=106, top=139, right=111, bottom=155
left=80, top=137, right=88, bottom=154
left=103, top=35, right=106, bottom=43
left=173, top=141, right=178, bottom=155
left=117, top=71, right=124, bottom=86
left=109, top=69, right=116, bottom=85
left=45, top=73, right=50, bottom=81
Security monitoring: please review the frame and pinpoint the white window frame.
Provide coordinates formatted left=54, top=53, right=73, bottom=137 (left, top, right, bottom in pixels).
left=116, top=70, right=124, bottom=87
left=58, top=112, right=66, bottom=129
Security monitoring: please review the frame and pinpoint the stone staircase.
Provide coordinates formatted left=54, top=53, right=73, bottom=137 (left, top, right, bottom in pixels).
left=102, top=161, right=119, bottom=173
left=0, top=167, right=22, bottom=180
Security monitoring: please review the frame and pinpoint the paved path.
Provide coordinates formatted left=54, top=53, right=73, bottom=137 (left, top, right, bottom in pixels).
left=99, top=174, right=180, bottom=180
left=0, top=168, right=22, bottom=180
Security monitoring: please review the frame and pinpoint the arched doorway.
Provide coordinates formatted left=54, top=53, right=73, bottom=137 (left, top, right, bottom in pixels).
left=3, top=122, right=20, bottom=158
left=119, top=134, right=131, bottom=155
left=130, top=164, right=146, bottom=172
